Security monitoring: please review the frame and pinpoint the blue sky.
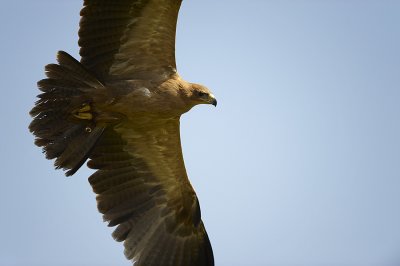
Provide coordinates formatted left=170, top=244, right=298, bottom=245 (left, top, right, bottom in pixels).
left=1, top=1, right=399, bottom=265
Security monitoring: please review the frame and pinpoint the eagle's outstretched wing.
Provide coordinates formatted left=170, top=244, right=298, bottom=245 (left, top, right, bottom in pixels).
left=88, top=119, right=214, bottom=265
left=79, top=0, right=181, bottom=81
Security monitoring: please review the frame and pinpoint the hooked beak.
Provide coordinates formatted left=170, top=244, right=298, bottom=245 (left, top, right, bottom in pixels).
left=209, top=94, right=217, bottom=107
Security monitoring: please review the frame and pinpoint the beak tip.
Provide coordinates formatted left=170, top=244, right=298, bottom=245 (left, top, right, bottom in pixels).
left=212, top=99, right=217, bottom=107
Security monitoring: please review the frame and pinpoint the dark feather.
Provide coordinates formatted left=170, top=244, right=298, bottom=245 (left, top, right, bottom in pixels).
left=86, top=120, right=214, bottom=266
left=29, top=51, right=105, bottom=176
left=78, top=0, right=180, bottom=81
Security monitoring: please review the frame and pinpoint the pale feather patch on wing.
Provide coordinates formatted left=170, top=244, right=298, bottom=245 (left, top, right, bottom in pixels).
left=136, top=87, right=152, bottom=98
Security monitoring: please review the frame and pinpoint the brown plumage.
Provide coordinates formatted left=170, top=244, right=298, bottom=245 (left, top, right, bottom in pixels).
left=29, top=1, right=216, bottom=265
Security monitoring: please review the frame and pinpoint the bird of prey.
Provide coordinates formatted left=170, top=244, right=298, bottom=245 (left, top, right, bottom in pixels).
left=29, top=1, right=216, bottom=265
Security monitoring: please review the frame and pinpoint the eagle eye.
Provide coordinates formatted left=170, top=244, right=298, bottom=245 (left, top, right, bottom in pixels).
left=198, top=91, right=207, bottom=97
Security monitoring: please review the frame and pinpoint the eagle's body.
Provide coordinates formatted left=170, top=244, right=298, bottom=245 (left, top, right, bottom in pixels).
left=29, top=1, right=216, bottom=265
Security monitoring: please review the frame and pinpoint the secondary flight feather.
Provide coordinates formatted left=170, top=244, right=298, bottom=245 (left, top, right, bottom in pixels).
left=29, top=1, right=216, bottom=265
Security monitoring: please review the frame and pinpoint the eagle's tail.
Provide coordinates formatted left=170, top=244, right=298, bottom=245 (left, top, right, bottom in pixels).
left=29, top=51, right=105, bottom=176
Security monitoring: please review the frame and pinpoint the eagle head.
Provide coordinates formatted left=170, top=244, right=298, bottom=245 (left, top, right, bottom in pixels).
left=187, top=83, right=217, bottom=107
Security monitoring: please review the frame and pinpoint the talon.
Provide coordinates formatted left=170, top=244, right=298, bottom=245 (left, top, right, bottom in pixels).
left=78, top=104, right=91, bottom=112
left=74, top=112, right=93, bottom=120
left=72, top=104, right=93, bottom=120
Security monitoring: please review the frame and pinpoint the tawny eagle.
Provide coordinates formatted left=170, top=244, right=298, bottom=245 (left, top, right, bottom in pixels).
left=29, top=1, right=216, bottom=265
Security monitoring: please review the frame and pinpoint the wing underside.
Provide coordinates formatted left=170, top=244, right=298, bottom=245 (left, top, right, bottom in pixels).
left=79, top=0, right=182, bottom=81
left=87, top=119, right=214, bottom=266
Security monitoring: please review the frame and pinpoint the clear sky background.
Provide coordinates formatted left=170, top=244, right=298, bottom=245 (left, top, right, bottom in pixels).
left=1, top=1, right=399, bottom=266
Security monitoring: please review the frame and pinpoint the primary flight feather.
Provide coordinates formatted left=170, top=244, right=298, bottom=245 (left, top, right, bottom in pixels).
left=29, top=1, right=216, bottom=265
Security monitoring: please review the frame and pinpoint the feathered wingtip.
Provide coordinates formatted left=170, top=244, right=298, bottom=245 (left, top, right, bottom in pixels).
left=29, top=51, right=105, bottom=176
